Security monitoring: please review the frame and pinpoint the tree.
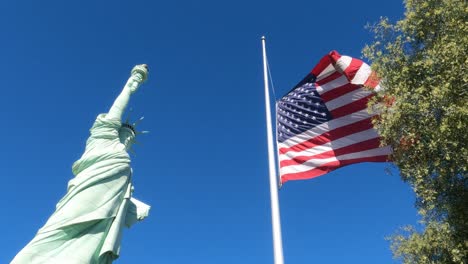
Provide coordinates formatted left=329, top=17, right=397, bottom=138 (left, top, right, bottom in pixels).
left=363, top=0, right=467, bottom=263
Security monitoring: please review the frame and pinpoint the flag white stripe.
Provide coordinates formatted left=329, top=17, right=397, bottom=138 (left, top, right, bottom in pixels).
left=316, top=75, right=349, bottom=94
left=335, top=56, right=352, bottom=73
left=374, top=83, right=383, bottom=92
left=316, top=64, right=336, bottom=81
left=351, top=63, right=372, bottom=85
left=280, top=146, right=392, bottom=175
left=325, top=87, right=373, bottom=111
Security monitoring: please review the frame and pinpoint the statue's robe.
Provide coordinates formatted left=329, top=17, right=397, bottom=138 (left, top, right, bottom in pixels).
left=11, top=114, right=150, bottom=264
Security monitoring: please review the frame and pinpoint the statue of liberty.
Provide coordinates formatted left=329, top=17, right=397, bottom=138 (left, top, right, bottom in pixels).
left=11, top=65, right=151, bottom=264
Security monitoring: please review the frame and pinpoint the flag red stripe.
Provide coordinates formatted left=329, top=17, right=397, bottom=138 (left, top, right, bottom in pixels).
left=364, top=71, right=380, bottom=88
left=341, top=58, right=363, bottom=81
left=279, top=117, right=374, bottom=154
left=280, top=137, right=382, bottom=167
left=320, top=83, right=361, bottom=102
left=311, top=54, right=333, bottom=77
left=280, top=155, right=389, bottom=183
left=328, top=50, right=341, bottom=64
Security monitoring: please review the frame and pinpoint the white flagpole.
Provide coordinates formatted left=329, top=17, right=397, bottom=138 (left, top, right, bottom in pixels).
left=261, top=36, right=285, bottom=264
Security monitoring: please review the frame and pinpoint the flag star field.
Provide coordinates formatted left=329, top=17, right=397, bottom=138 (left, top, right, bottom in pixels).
left=277, top=75, right=331, bottom=143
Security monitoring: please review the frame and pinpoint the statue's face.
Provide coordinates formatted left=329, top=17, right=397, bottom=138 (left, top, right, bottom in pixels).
left=118, top=127, right=136, bottom=150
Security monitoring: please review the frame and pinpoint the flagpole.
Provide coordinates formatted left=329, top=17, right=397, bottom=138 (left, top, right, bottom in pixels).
left=261, top=36, right=285, bottom=264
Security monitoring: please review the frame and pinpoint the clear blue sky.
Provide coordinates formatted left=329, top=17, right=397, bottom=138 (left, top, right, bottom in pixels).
left=1, top=0, right=416, bottom=263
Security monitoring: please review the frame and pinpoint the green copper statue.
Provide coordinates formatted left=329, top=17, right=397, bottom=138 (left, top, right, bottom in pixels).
left=11, top=65, right=151, bottom=264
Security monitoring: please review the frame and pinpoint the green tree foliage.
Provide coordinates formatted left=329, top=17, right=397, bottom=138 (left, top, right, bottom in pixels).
left=363, top=0, right=467, bottom=263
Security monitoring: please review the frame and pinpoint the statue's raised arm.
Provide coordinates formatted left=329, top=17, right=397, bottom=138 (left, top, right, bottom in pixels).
left=11, top=65, right=151, bottom=264
left=107, top=64, right=149, bottom=121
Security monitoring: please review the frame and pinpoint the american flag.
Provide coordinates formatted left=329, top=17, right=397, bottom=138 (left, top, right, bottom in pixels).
left=277, top=51, right=392, bottom=183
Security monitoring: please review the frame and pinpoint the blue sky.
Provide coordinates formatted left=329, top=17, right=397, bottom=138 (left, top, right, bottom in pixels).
left=0, top=0, right=416, bottom=263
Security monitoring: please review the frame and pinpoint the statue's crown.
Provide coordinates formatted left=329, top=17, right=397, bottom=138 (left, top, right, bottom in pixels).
left=121, top=116, right=148, bottom=137
left=119, top=117, right=148, bottom=153
left=121, top=122, right=136, bottom=134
